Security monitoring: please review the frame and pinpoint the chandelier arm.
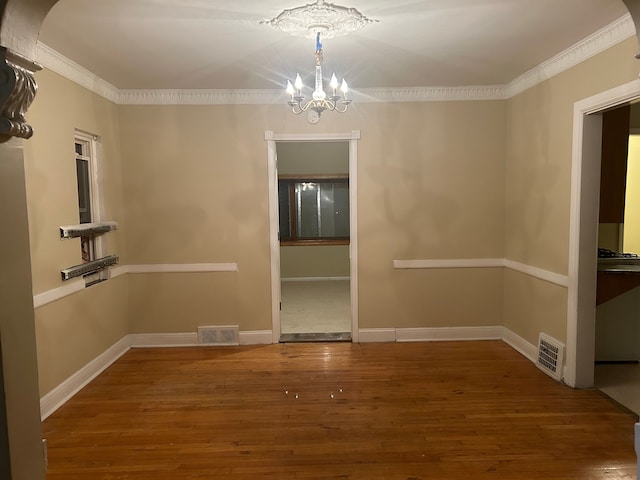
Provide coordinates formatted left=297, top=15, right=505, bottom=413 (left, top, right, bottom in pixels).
left=299, top=100, right=315, bottom=112
left=334, top=102, right=349, bottom=113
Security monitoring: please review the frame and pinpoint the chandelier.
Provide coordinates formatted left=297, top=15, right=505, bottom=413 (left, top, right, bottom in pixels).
left=262, top=0, right=377, bottom=122
left=285, top=32, right=350, bottom=119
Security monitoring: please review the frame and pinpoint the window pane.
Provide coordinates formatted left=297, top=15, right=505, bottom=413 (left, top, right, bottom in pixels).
left=318, top=183, right=350, bottom=238
left=278, top=180, right=291, bottom=240
left=296, top=182, right=319, bottom=238
left=279, top=178, right=350, bottom=243
left=76, top=158, right=92, bottom=224
left=332, top=182, right=350, bottom=237
left=319, top=184, right=336, bottom=237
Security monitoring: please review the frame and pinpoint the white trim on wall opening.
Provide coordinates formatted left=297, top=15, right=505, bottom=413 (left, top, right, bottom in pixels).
left=265, top=130, right=361, bottom=344
left=569, top=79, right=640, bottom=388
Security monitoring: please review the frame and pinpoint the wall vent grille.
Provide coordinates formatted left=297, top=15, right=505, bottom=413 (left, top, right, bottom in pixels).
left=197, top=325, right=239, bottom=346
left=536, top=333, right=565, bottom=381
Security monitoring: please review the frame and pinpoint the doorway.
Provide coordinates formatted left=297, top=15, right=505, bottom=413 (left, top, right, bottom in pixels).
left=590, top=103, right=640, bottom=414
left=278, top=141, right=350, bottom=341
left=570, top=79, right=640, bottom=392
left=265, top=131, right=360, bottom=343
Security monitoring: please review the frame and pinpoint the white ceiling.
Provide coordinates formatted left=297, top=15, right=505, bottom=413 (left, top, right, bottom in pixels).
left=38, top=0, right=631, bottom=91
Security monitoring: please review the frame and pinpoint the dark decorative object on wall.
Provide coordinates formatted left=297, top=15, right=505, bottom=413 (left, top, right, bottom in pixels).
left=0, top=46, right=41, bottom=139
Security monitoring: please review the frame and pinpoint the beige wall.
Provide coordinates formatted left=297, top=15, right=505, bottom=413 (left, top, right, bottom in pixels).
left=281, top=245, right=350, bottom=278
left=504, top=37, right=640, bottom=345
left=0, top=138, right=46, bottom=479
left=34, top=276, right=128, bottom=394
left=117, top=99, right=506, bottom=331
left=24, top=68, right=128, bottom=396
left=277, top=141, right=349, bottom=174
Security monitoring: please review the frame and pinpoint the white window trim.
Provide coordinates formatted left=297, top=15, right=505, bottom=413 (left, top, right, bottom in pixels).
left=75, top=129, right=107, bottom=285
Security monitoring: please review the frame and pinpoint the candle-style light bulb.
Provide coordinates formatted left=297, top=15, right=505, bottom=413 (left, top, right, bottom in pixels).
left=340, top=79, right=348, bottom=96
left=330, top=73, right=339, bottom=92
left=294, top=73, right=304, bottom=92
left=286, top=80, right=294, bottom=100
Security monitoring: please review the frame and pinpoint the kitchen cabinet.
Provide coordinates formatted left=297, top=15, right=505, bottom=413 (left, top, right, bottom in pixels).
left=599, top=104, right=630, bottom=223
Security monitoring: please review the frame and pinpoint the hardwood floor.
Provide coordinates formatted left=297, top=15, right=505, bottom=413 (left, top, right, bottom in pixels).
left=43, top=341, right=638, bottom=479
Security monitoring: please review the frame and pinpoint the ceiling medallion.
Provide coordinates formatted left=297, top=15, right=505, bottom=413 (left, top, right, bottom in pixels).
left=261, top=0, right=377, bottom=39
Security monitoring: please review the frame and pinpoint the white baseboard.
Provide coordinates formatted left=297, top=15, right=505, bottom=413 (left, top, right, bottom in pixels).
left=40, top=335, right=130, bottom=420
left=358, top=328, right=396, bottom=343
left=129, top=331, right=273, bottom=347
left=358, top=326, right=539, bottom=362
left=358, top=326, right=505, bottom=343
left=129, top=332, right=199, bottom=347
left=395, top=326, right=504, bottom=342
left=40, top=330, right=276, bottom=419
left=239, top=330, right=273, bottom=345
left=40, top=327, right=541, bottom=420
left=501, top=327, right=538, bottom=363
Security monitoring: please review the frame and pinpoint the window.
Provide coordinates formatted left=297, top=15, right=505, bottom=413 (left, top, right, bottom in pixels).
left=279, top=174, right=349, bottom=245
left=74, top=132, right=102, bottom=263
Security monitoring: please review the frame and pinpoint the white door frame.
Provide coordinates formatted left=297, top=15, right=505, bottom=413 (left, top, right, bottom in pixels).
left=265, top=130, right=361, bottom=343
left=568, top=79, right=640, bottom=387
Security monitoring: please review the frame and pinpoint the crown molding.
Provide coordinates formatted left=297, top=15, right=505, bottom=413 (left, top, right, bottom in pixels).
left=35, top=42, right=119, bottom=103
left=117, top=88, right=281, bottom=105
left=117, top=85, right=508, bottom=105
left=506, top=13, right=635, bottom=98
left=356, top=86, right=507, bottom=102
left=34, top=14, right=636, bottom=105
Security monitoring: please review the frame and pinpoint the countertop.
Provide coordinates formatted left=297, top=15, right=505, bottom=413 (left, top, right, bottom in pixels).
left=597, top=257, right=640, bottom=272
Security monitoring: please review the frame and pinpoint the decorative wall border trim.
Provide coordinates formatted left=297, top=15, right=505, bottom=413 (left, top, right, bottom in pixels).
left=33, top=278, right=84, bottom=308
left=127, top=263, right=239, bottom=274
left=40, top=335, right=130, bottom=420
left=33, top=259, right=569, bottom=309
left=393, top=258, right=569, bottom=288
left=33, top=263, right=239, bottom=308
left=393, top=258, right=504, bottom=269
left=35, top=14, right=634, bottom=105
left=281, top=276, right=350, bottom=282
left=503, top=259, right=569, bottom=288
left=109, top=265, right=128, bottom=279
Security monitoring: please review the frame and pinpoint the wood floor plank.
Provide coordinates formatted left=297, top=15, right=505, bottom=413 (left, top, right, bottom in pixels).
left=43, top=341, right=638, bottom=479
